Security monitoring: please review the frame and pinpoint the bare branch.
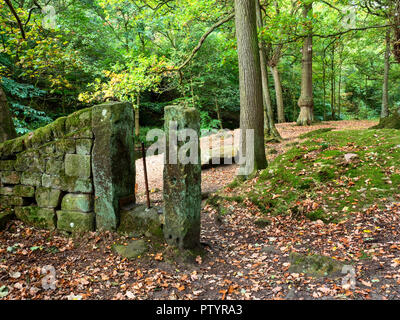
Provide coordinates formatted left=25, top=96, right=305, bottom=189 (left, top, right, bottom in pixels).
left=4, top=0, right=26, bottom=39
left=174, top=12, right=235, bottom=71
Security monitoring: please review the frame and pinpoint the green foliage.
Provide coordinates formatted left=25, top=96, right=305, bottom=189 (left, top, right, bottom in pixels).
left=1, top=78, right=52, bottom=134
left=0, top=0, right=398, bottom=131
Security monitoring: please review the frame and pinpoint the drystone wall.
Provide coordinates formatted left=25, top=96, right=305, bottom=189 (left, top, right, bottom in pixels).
left=0, top=102, right=135, bottom=232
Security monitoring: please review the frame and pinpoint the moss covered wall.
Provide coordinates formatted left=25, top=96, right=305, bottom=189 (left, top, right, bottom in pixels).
left=0, top=102, right=135, bottom=232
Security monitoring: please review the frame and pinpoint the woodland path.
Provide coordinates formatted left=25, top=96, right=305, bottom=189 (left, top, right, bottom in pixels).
left=135, top=120, right=377, bottom=204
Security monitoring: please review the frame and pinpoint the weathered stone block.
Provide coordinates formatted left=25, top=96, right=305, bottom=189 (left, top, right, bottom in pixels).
left=66, top=127, right=93, bottom=139
left=65, top=108, right=92, bottom=134
left=118, top=205, right=162, bottom=237
left=14, top=185, right=35, bottom=197
left=1, top=171, right=21, bottom=184
left=65, top=154, right=91, bottom=178
left=76, top=139, right=92, bottom=155
left=42, top=174, right=92, bottom=193
left=92, top=102, right=135, bottom=231
left=0, top=160, right=15, bottom=170
left=56, top=210, right=94, bottom=232
left=55, top=139, right=75, bottom=154
left=42, top=174, right=63, bottom=189
left=15, top=151, right=45, bottom=172
left=61, top=194, right=92, bottom=212
left=112, top=240, right=148, bottom=259
left=0, top=195, right=29, bottom=206
left=0, top=186, right=13, bottom=195
left=38, top=143, right=55, bottom=156
left=21, top=172, right=41, bottom=186
left=35, top=187, right=62, bottom=208
left=46, top=158, right=64, bottom=175
left=63, top=177, right=92, bottom=193
left=15, top=206, right=56, bottom=230
left=163, top=105, right=201, bottom=249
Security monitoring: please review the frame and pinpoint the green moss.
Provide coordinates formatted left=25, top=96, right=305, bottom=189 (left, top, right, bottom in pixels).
left=15, top=206, right=56, bottom=230
left=289, top=252, right=347, bottom=278
left=231, top=128, right=400, bottom=223
left=372, top=113, right=400, bottom=129
left=13, top=185, right=35, bottom=197
left=0, top=135, right=25, bottom=159
left=299, top=128, right=334, bottom=139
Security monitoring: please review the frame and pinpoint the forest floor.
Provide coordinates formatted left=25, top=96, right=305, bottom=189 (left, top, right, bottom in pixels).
left=3, top=119, right=400, bottom=300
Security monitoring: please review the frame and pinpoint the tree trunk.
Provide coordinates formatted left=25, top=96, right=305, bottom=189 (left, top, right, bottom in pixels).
left=338, top=61, right=342, bottom=119
left=322, top=50, right=326, bottom=121
left=0, top=87, right=17, bottom=143
left=297, top=2, right=314, bottom=126
left=381, top=28, right=391, bottom=118
left=135, top=95, right=140, bottom=137
left=215, top=96, right=223, bottom=129
left=330, top=44, right=335, bottom=120
left=271, top=65, right=285, bottom=123
left=255, top=0, right=281, bottom=139
left=235, top=0, right=267, bottom=173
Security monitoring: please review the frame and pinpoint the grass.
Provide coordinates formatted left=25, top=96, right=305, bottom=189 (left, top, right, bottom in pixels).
left=224, top=128, right=400, bottom=223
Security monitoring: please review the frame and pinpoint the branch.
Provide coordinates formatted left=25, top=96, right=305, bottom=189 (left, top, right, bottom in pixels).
left=313, top=24, right=392, bottom=38
left=4, top=0, right=26, bottom=39
left=175, top=12, right=234, bottom=71
left=319, top=0, right=342, bottom=13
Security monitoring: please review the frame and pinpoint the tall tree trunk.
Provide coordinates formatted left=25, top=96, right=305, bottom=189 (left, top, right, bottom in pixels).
left=255, top=0, right=281, bottom=139
left=381, top=28, right=391, bottom=118
left=215, top=96, right=223, bottom=129
left=330, top=44, right=336, bottom=120
left=297, top=2, right=314, bottom=126
left=235, top=0, right=267, bottom=173
left=271, top=65, right=285, bottom=123
left=0, top=87, right=17, bottom=143
left=322, top=51, right=326, bottom=121
left=135, top=95, right=140, bottom=137
left=338, top=61, right=342, bottom=119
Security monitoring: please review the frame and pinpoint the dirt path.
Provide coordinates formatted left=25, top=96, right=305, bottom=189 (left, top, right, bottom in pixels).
left=136, top=120, right=377, bottom=203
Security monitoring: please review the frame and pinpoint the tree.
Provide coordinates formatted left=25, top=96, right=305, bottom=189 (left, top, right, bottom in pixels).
left=0, top=87, right=17, bottom=143
left=255, top=0, right=281, bottom=139
left=381, top=27, right=391, bottom=118
left=297, top=1, right=314, bottom=125
left=234, top=0, right=267, bottom=173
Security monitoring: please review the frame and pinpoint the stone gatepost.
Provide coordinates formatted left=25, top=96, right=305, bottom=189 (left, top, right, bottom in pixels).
left=92, top=102, right=135, bottom=231
left=163, top=105, right=201, bottom=249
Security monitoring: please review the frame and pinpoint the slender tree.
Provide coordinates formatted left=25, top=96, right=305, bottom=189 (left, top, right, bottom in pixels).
left=381, top=28, right=391, bottom=118
left=255, top=0, right=281, bottom=139
left=235, top=0, right=267, bottom=173
left=297, top=1, right=314, bottom=125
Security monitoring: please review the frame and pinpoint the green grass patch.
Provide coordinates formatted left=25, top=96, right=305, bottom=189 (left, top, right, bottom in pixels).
left=226, top=128, right=400, bottom=223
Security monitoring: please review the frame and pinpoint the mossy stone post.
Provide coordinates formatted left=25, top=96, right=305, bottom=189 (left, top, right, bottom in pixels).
left=92, top=102, right=135, bottom=231
left=163, top=105, right=201, bottom=249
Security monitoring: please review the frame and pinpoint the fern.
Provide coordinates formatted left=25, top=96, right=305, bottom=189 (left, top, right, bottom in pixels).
left=1, top=77, right=52, bottom=134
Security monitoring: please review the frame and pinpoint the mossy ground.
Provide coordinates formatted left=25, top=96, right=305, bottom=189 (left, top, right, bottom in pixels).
left=219, top=129, right=400, bottom=223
